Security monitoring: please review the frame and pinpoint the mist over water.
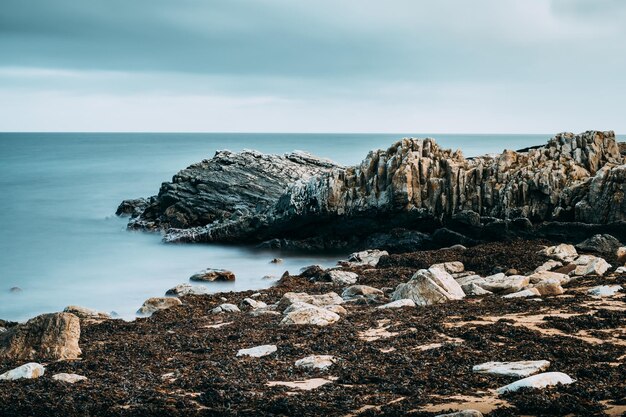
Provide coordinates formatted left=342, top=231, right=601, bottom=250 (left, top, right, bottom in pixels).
left=0, top=132, right=582, bottom=321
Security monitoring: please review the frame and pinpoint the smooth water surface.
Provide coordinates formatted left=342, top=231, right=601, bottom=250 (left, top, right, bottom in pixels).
left=0, top=132, right=574, bottom=321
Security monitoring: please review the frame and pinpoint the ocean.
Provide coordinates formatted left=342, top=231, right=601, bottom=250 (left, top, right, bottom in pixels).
left=0, top=132, right=595, bottom=321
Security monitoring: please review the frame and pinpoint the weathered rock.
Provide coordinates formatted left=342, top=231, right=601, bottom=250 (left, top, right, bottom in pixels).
left=295, top=355, right=336, bottom=370
left=325, top=270, right=358, bottom=286
left=0, top=313, right=81, bottom=361
left=391, top=268, right=465, bottom=306
left=616, top=246, right=626, bottom=261
left=324, top=305, right=347, bottom=316
left=63, top=305, right=110, bottom=321
left=533, top=260, right=563, bottom=273
left=52, top=373, right=87, bottom=384
left=281, top=306, right=340, bottom=326
left=165, top=283, right=210, bottom=296
left=0, top=363, right=45, bottom=381
left=340, top=250, right=389, bottom=267
left=299, top=265, right=327, bottom=280
left=236, top=345, right=277, bottom=358
left=575, top=234, right=622, bottom=255
left=211, top=303, right=241, bottom=314
left=539, top=244, right=578, bottom=262
left=430, top=261, right=465, bottom=274
left=137, top=297, right=182, bottom=316
left=376, top=299, right=416, bottom=309
left=587, top=285, right=622, bottom=297
left=189, top=268, right=235, bottom=282
left=527, top=270, right=571, bottom=285
left=503, top=288, right=542, bottom=298
left=277, top=292, right=343, bottom=311
left=533, top=279, right=565, bottom=296
left=115, top=197, right=151, bottom=217
left=496, top=372, right=575, bottom=394
left=462, top=283, right=493, bottom=296
left=435, top=411, right=483, bottom=417
left=240, top=298, right=267, bottom=310
left=467, top=274, right=530, bottom=294
left=473, top=360, right=550, bottom=377
left=341, top=285, right=384, bottom=300
left=572, top=255, right=610, bottom=276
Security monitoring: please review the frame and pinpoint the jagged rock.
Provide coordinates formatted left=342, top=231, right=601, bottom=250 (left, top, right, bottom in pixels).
left=430, top=261, right=465, bottom=274
left=115, top=197, right=151, bottom=217
left=340, top=250, right=389, bottom=267
left=137, top=297, right=182, bottom=316
left=295, top=355, right=336, bottom=370
left=588, top=285, right=622, bottom=297
left=236, top=345, right=277, bottom=358
left=376, top=299, right=416, bottom=309
left=435, top=411, right=483, bottom=417
left=496, top=372, right=575, bottom=394
left=0, top=313, right=81, bottom=361
left=63, top=306, right=110, bottom=321
left=364, top=230, right=430, bottom=252
left=211, top=303, right=241, bottom=314
left=573, top=255, right=610, bottom=276
left=540, top=244, right=578, bottom=262
left=277, top=292, right=343, bottom=311
left=391, top=268, right=465, bottom=306
left=534, top=260, right=563, bottom=273
left=165, top=283, right=210, bottom=296
left=189, top=268, right=235, bottom=282
left=299, top=265, right=327, bottom=280
left=473, top=360, right=550, bottom=377
left=0, top=363, right=45, bottom=381
left=52, top=373, right=87, bottom=383
left=341, top=285, right=384, bottom=300
left=281, top=306, right=340, bottom=326
left=575, top=234, right=622, bottom=255
left=503, top=288, right=542, bottom=298
left=325, top=270, right=358, bottom=286
left=527, top=270, right=571, bottom=285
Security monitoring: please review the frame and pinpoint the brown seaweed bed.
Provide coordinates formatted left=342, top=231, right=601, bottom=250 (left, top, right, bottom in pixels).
left=0, top=240, right=625, bottom=417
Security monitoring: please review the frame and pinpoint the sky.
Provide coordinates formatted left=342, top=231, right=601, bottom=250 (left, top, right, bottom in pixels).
left=1, top=0, right=625, bottom=133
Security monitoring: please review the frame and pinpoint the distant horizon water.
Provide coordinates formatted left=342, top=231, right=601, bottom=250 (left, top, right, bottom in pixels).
left=1, top=132, right=623, bottom=322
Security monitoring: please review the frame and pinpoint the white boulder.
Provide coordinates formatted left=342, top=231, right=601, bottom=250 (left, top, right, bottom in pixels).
left=391, top=267, right=465, bottom=306
left=236, top=344, right=277, bottom=358
left=295, top=355, right=336, bottom=370
left=0, top=363, right=45, bottom=381
left=588, top=285, right=623, bottom=297
left=52, top=373, right=87, bottom=383
left=496, top=372, right=574, bottom=394
left=539, top=244, right=578, bottom=262
left=277, top=292, right=343, bottom=310
left=326, top=270, right=358, bottom=286
left=137, top=297, right=182, bottom=316
left=473, top=360, right=550, bottom=377
left=281, top=306, right=340, bottom=326
left=503, top=288, right=541, bottom=298
left=211, top=303, right=241, bottom=314
left=341, top=249, right=388, bottom=267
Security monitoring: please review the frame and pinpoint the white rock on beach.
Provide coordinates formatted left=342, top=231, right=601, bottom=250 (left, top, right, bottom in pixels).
left=281, top=305, right=340, bottom=326
left=588, top=285, right=623, bottom=297
left=533, top=278, right=565, bottom=296
left=528, top=270, right=571, bottom=285
left=341, top=249, right=388, bottom=267
left=0, top=363, right=45, bottom=381
left=377, top=299, right=416, bottom=309
left=391, top=267, right=465, bottom=306
left=236, top=344, right=277, bottom=358
left=63, top=305, right=110, bottom=320
left=211, top=303, right=241, bottom=314
left=573, top=255, right=611, bottom=277
left=295, top=355, right=336, bottom=370
left=476, top=274, right=530, bottom=294
left=496, top=372, right=574, bottom=394
left=342, top=285, right=384, bottom=300
left=503, top=288, right=541, bottom=298
left=326, top=270, right=358, bottom=286
left=277, top=292, right=343, bottom=310
left=430, top=261, right=465, bottom=274
left=241, top=298, right=267, bottom=310
left=473, top=360, right=550, bottom=377
left=137, top=297, right=182, bottom=316
left=462, top=283, right=493, bottom=296
left=165, top=283, right=210, bottom=296
left=539, top=244, right=578, bottom=262
left=533, top=260, right=563, bottom=273
left=52, top=373, right=87, bottom=383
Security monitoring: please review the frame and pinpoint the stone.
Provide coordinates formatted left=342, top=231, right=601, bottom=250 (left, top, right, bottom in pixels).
left=533, top=279, right=565, bottom=296
left=137, top=297, right=182, bottom=316
left=295, top=355, right=336, bottom=370
left=588, top=285, right=622, bottom=297
left=615, top=266, right=626, bottom=274
left=539, top=244, right=578, bottom=262
left=341, top=249, right=389, bottom=267
left=189, top=268, right=235, bottom=282
left=391, top=268, right=465, bottom=306
left=236, top=344, right=277, bottom=358
left=165, top=283, right=210, bottom=296
left=0, top=363, right=45, bottom=381
left=472, top=360, right=550, bottom=377
left=376, top=299, right=416, bottom=309
left=281, top=306, right=340, bottom=326
left=496, top=372, right=575, bottom=394
left=0, top=313, right=81, bottom=361
left=527, top=270, right=571, bottom=285
left=324, top=305, right=347, bottom=316
left=63, top=305, right=110, bottom=320
left=575, top=234, right=622, bottom=255
left=533, top=260, right=563, bottom=273
left=430, top=261, right=465, bottom=274
left=211, top=303, right=241, bottom=314
left=435, top=411, right=483, bottom=417
left=573, top=255, right=610, bottom=276
left=52, top=373, right=87, bottom=383
left=616, top=246, right=626, bottom=261
left=241, top=298, right=267, bottom=310
left=9, top=287, right=22, bottom=293
left=462, top=283, right=492, bottom=296
left=270, top=258, right=283, bottom=264
left=325, top=270, right=358, bottom=286
left=299, top=265, right=327, bottom=280
left=503, top=288, right=542, bottom=298
left=277, top=292, right=343, bottom=311
left=474, top=274, right=530, bottom=294
left=341, top=285, right=384, bottom=300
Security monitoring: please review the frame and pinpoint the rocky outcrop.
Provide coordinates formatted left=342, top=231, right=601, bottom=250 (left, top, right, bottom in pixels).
left=0, top=313, right=81, bottom=361
left=120, top=150, right=339, bottom=230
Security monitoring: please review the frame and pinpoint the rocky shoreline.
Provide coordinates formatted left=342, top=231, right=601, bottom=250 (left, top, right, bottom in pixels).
left=0, top=237, right=624, bottom=416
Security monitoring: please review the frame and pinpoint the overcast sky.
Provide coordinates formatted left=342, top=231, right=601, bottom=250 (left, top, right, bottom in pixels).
left=1, top=0, right=625, bottom=132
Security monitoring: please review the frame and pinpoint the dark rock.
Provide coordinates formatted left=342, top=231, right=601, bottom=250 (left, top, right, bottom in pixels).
left=432, top=228, right=478, bottom=248
left=363, top=229, right=431, bottom=253
left=189, top=268, right=235, bottom=282
left=115, top=197, right=152, bottom=217
left=9, top=287, right=22, bottom=293
left=575, top=234, right=622, bottom=255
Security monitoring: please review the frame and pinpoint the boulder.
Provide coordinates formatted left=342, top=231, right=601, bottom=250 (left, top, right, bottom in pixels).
left=236, top=345, right=277, bottom=358
left=299, top=265, right=327, bottom=280
left=588, top=285, right=622, bottom=297
left=0, top=313, right=81, bottom=361
left=281, top=306, right=340, bottom=326
left=165, top=283, right=210, bottom=296
left=533, top=279, right=565, bottom=296
left=295, top=355, right=336, bottom=370
left=616, top=246, right=626, bottom=262
left=137, top=297, right=182, bottom=316
left=324, top=305, right=348, bottom=316
left=241, top=298, right=267, bottom=310
left=391, top=268, right=465, bottom=306
left=473, top=274, right=530, bottom=294
left=462, top=283, right=493, bottom=296
left=533, top=260, right=563, bottom=273
left=52, top=373, right=87, bottom=383
left=472, top=360, right=550, bottom=377
left=503, top=288, right=541, bottom=298
left=496, top=372, right=575, bottom=394
left=277, top=292, right=343, bottom=311
left=575, top=234, right=622, bottom=255
left=573, top=255, right=611, bottom=276
left=377, top=299, right=416, bottom=309
left=342, top=285, right=384, bottom=300
left=430, top=261, right=465, bottom=274
left=539, top=244, right=578, bottom=262
left=189, top=268, right=235, bottom=282
left=325, top=270, right=358, bottom=286
left=0, top=363, right=45, bottom=381
left=63, top=305, right=110, bottom=321
left=527, top=270, right=571, bottom=285
left=340, top=249, right=388, bottom=267
left=211, top=303, right=241, bottom=314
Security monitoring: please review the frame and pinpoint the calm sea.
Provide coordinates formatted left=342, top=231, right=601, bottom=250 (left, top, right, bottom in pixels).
left=0, top=132, right=599, bottom=321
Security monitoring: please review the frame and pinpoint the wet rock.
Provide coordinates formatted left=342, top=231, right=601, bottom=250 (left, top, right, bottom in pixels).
left=294, top=355, right=336, bottom=370
left=52, top=373, right=87, bottom=384
left=0, top=313, right=81, bottom=361
left=115, top=197, right=151, bottom=217
left=281, top=306, right=340, bottom=326
left=299, top=265, right=327, bottom=280
left=575, top=234, right=622, bottom=255
left=391, top=267, right=465, bottom=306
left=341, top=285, right=384, bottom=300
left=277, top=292, right=343, bottom=311
left=496, top=372, right=575, bottom=394
left=533, top=260, right=563, bottom=273
left=340, top=250, right=389, bottom=267
left=435, top=410, right=483, bottom=417
left=472, top=360, right=550, bottom=377
left=325, top=270, right=358, bottom=286
left=587, top=285, right=622, bottom=297
left=165, top=283, right=210, bottom=296
left=137, top=297, right=182, bottom=316
left=572, top=255, right=610, bottom=276
left=539, top=244, right=578, bottom=262
left=236, top=344, right=277, bottom=358
left=503, top=288, right=541, bottom=298
left=0, top=363, right=45, bottom=381
left=63, top=306, right=110, bottom=321
left=270, top=258, right=283, bottom=264
left=211, top=303, right=241, bottom=314
left=376, top=299, right=416, bottom=309
left=189, top=268, right=235, bottom=282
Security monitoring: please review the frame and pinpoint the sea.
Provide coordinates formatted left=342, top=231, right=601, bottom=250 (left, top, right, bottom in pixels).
left=0, top=132, right=608, bottom=321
